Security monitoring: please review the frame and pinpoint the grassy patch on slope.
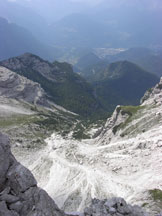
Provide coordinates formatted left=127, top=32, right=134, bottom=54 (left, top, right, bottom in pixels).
left=149, top=189, right=162, bottom=202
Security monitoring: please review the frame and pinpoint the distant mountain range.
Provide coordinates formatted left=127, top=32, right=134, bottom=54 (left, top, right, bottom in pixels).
left=0, top=17, right=59, bottom=61
left=1, top=0, right=162, bottom=49
left=47, top=4, right=162, bottom=48
left=0, top=0, right=48, bottom=42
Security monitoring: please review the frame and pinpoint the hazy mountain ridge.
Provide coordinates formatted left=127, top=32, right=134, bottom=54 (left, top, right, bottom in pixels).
left=0, top=0, right=49, bottom=42
left=0, top=17, right=59, bottom=61
left=4, top=0, right=162, bottom=49
left=47, top=3, right=162, bottom=48
left=1, top=0, right=162, bottom=61
left=104, top=48, right=162, bottom=77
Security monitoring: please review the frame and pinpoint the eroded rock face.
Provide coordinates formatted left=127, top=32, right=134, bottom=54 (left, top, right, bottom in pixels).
left=98, top=77, right=162, bottom=146
left=141, top=77, right=162, bottom=106
left=0, top=132, right=65, bottom=216
left=0, top=66, right=48, bottom=106
left=98, top=105, right=130, bottom=143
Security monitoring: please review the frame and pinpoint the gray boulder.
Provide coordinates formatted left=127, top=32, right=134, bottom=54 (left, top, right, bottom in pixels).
left=7, top=163, right=37, bottom=195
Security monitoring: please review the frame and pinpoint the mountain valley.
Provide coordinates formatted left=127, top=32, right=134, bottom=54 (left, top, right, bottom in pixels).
left=0, top=0, right=162, bottom=215
left=0, top=55, right=162, bottom=215
left=1, top=63, right=161, bottom=216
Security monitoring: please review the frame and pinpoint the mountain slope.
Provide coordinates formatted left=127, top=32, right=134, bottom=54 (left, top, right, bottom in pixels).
left=0, top=65, right=80, bottom=148
left=0, top=17, right=58, bottom=61
left=0, top=53, right=103, bottom=117
left=106, top=47, right=162, bottom=77
left=82, top=60, right=159, bottom=111
left=0, top=132, right=149, bottom=216
left=0, top=66, right=48, bottom=106
left=15, top=78, right=162, bottom=215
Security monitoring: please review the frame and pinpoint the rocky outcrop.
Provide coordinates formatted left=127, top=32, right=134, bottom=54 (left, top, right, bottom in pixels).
left=98, top=105, right=130, bottom=143
left=98, top=77, right=162, bottom=145
left=0, top=132, right=65, bottom=216
left=141, top=77, right=162, bottom=106
left=0, top=66, right=48, bottom=106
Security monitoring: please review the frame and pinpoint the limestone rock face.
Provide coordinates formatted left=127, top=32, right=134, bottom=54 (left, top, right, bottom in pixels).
left=0, top=66, right=48, bottom=106
left=141, top=77, right=162, bottom=106
left=98, top=105, right=130, bottom=144
left=98, top=77, right=162, bottom=145
left=0, top=132, right=65, bottom=216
